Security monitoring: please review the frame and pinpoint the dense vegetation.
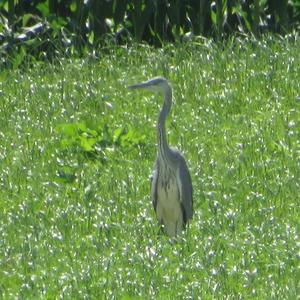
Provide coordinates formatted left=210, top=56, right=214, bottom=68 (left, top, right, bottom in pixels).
left=0, top=36, right=299, bottom=298
left=1, top=0, right=300, bottom=66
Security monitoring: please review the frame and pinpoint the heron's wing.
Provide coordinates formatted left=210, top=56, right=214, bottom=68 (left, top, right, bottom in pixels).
left=177, top=156, right=193, bottom=222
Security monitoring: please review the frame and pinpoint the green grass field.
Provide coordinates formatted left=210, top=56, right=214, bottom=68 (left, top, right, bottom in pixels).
left=0, top=36, right=299, bottom=299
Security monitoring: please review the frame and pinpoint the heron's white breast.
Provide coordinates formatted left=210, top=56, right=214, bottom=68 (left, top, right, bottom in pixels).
left=155, top=172, right=183, bottom=236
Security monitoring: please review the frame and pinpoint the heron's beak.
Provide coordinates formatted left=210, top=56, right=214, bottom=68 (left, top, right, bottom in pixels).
left=127, top=81, right=150, bottom=90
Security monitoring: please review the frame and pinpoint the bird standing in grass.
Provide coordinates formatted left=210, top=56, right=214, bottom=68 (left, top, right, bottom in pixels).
left=128, top=77, right=193, bottom=237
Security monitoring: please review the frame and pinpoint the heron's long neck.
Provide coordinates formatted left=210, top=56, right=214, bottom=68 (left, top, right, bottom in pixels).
left=157, top=87, right=172, bottom=163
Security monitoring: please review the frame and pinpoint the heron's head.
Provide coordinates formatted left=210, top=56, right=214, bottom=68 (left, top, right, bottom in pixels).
left=128, top=77, right=170, bottom=94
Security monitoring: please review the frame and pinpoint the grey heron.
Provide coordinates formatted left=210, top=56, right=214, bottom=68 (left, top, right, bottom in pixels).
left=128, top=77, right=193, bottom=237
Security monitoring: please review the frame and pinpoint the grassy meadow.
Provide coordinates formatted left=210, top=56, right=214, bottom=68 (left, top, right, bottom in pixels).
left=0, top=36, right=299, bottom=298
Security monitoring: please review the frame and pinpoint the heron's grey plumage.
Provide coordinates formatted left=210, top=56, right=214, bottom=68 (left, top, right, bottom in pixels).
left=128, top=77, right=193, bottom=237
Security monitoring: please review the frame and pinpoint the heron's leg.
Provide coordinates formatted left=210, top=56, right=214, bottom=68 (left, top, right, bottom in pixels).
left=175, top=221, right=179, bottom=237
left=157, top=219, right=164, bottom=235
left=157, top=226, right=164, bottom=235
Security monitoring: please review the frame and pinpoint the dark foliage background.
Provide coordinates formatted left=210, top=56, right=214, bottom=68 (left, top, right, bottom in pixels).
left=0, top=0, right=300, bottom=66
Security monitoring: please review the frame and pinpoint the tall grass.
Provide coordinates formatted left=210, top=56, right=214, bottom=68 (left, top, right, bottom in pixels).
left=0, top=36, right=299, bottom=298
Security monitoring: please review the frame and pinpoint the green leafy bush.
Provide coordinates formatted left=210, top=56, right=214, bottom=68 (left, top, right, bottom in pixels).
left=1, top=0, right=300, bottom=65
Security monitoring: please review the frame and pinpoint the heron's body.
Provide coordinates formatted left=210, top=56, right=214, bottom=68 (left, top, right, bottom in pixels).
left=152, top=158, right=183, bottom=236
left=128, top=77, right=193, bottom=237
